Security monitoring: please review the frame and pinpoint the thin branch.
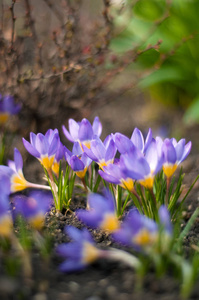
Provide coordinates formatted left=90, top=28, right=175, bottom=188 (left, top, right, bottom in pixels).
left=10, top=0, right=16, bottom=52
left=42, top=0, right=64, bottom=26
left=0, top=0, right=4, bottom=36
left=24, top=0, right=38, bottom=42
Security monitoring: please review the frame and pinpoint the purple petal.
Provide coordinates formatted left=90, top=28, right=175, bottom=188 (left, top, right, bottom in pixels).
left=30, top=132, right=37, bottom=146
left=72, top=142, right=83, bottom=156
left=131, top=128, right=144, bottom=151
left=145, top=140, right=162, bottom=174
left=82, top=144, right=98, bottom=161
left=81, top=153, right=92, bottom=167
left=162, top=139, right=177, bottom=164
left=88, top=191, right=115, bottom=212
left=22, top=138, right=40, bottom=158
left=105, top=139, right=117, bottom=162
left=65, top=226, right=83, bottom=241
left=70, top=156, right=84, bottom=171
left=68, top=119, right=79, bottom=141
left=58, top=260, right=85, bottom=273
left=98, top=169, right=120, bottom=184
left=76, top=209, right=102, bottom=228
left=78, top=119, right=93, bottom=142
left=144, top=128, right=153, bottom=153
left=90, top=137, right=106, bottom=161
left=174, top=139, right=185, bottom=162
left=62, top=125, right=75, bottom=143
left=35, top=134, right=48, bottom=155
left=114, top=133, right=134, bottom=154
left=56, top=243, right=82, bottom=259
left=158, top=205, right=172, bottom=234
left=92, top=116, right=102, bottom=137
left=48, top=133, right=60, bottom=156
left=180, top=141, right=192, bottom=163
left=14, top=148, right=23, bottom=172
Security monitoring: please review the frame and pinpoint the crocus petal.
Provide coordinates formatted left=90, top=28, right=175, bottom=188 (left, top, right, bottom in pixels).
left=175, top=139, right=185, bottom=162
left=145, top=140, right=163, bottom=174
left=90, top=137, right=106, bottom=161
left=121, top=151, right=150, bottom=179
left=92, top=116, right=102, bottom=137
left=30, top=132, right=37, bottom=147
left=158, top=205, right=172, bottom=234
left=35, top=134, right=48, bottom=155
left=76, top=209, right=102, bottom=228
left=22, top=138, right=40, bottom=158
left=48, top=132, right=59, bottom=156
left=98, top=170, right=120, bottom=185
left=59, top=260, right=85, bottom=273
left=62, top=125, right=74, bottom=143
left=144, top=128, right=153, bottom=153
left=65, top=226, right=91, bottom=242
left=105, top=139, right=117, bottom=162
left=57, top=243, right=82, bottom=259
left=72, top=142, right=83, bottom=156
left=82, top=144, right=98, bottom=161
left=88, top=191, right=115, bottom=212
left=180, top=141, right=192, bottom=163
left=70, top=156, right=84, bottom=172
left=78, top=119, right=93, bottom=142
left=81, top=153, right=92, bottom=167
left=114, top=133, right=134, bottom=154
left=131, top=128, right=144, bottom=152
left=69, top=119, right=80, bottom=141
left=13, top=148, right=23, bottom=172
left=162, top=139, right=177, bottom=164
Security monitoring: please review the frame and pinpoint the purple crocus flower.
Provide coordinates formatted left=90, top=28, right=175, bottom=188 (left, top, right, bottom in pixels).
left=0, top=94, right=21, bottom=124
left=56, top=226, right=100, bottom=272
left=114, top=128, right=152, bottom=154
left=159, top=137, right=192, bottom=178
left=0, top=176, right=13, bottom=237
left=65, top=142, right=92, bottom=179
left=82, top=135, right=117, bottom=170
left=121, top=140, right=163, bottom=189
left=22, top=129, right=60, bottom=170
left=76, top=190, right=120, bottom=232
left=98, top=159, right=135, bottom=192
left=0, top=148, right=51, bottom=193
left=112, top=205, right=172, bottom=252
left=62, top=117, right=102, bottom=149
left=14, top=191, right=53, bottom=230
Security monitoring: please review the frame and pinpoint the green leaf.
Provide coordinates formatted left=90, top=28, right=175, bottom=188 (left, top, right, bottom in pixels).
left=183, top=97, right=199, bottom=124
left=139, top=66, right=185, bottom=89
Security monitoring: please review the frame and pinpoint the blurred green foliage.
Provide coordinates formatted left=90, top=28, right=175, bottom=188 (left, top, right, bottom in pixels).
left=110, top=0, right=199, bottom=124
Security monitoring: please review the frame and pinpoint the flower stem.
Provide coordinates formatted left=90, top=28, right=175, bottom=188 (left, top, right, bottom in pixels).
left=27, top=182, right=51, bottom=190
left=100, top=248, right=141, bottom=269
left=166, top=176, right=171, bottom=206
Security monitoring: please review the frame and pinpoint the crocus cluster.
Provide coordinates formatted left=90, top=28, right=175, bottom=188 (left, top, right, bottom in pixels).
left=99, top=130, right=191, bottom=191
left=0, top=116, right=192, bottom=240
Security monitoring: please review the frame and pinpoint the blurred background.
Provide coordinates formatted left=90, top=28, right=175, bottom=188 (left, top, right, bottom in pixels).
left=1, top=0, right=199, bottom=155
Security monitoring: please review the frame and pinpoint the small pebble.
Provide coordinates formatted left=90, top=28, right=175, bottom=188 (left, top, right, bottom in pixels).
left=32, top=293, right=47, bottom=300
left=68, top=281, right=79, bottom=293
left=58, top=292, right=72, bottom=300
left=86, top=296, right=102, bottom=300
left=98, top=278, right=108, bottom=287
left=106, top=285, right=117, bottom=297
